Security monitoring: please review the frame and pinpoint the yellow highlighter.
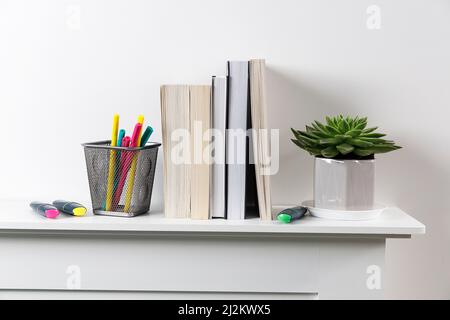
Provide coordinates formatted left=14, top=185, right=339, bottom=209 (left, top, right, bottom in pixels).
left=124, top=115, right=144, bottom=212
left=105, top=114, right=120, bottom=211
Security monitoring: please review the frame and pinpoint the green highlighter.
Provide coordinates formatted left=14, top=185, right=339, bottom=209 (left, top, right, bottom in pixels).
left=140, top=126, right=154, bottom=147
left=277, top=206, right=308, bottom=223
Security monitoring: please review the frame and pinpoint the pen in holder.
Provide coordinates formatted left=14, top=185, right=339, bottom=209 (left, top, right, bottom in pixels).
left=82, top=140, right=161, bottom=217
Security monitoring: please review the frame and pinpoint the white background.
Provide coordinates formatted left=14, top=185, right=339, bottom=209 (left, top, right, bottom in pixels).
left=0, top=0, right=449, bottom=299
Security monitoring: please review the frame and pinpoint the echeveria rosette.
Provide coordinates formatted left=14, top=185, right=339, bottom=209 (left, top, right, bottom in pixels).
left=291, top=115, right=401, bottom=159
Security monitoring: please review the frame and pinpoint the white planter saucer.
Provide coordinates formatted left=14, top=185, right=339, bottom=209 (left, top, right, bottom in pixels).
left=301, top=200, right=386, bottom=221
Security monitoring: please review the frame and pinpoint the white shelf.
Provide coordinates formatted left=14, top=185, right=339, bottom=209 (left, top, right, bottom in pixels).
left=0, top=199, right=425, bottom=237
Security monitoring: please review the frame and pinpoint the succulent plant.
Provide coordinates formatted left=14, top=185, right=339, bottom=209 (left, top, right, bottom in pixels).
left=291, top=115, right=401, bottom=159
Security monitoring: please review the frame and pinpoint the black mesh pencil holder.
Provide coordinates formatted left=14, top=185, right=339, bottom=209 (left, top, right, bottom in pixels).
left=82, top=140, right=161, bottom=217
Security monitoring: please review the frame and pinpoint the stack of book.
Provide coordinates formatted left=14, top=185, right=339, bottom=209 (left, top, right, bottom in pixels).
left=160, top=59, right=272, bottom=220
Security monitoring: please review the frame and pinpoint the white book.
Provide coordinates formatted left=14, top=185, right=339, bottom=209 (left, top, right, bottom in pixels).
left=249, top=59, right=272, bottom=220
left=210, top=76, right=227, bottom=219
left=160, top=85, right=191, bottom=218
left=226, top=61, right=248, bottom=220
left=160, top=85, right=212, bottom=220
left=190, top=85, right=211, bottom=220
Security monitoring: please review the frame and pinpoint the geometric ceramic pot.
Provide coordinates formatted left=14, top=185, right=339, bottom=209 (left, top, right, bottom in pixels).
left=314, top=157, right=375, bottom=211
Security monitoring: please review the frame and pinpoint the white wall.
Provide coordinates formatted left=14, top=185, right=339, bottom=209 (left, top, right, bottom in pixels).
left=0, top=0, right=449, bottom=299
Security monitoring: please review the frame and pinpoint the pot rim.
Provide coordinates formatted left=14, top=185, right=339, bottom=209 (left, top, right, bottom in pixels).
left=315, top=156, right=376, bottom=163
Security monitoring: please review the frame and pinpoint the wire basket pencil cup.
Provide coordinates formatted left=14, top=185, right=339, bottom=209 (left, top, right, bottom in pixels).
left=82, top=140, right=161, bottom=217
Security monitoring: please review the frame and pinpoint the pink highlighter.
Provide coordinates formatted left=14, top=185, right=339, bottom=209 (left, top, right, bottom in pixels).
left=111, top=124, right=141, bottom=210
left=112, top=135, right=131, bottom=209
left=30, top=202, right=60, bottom=219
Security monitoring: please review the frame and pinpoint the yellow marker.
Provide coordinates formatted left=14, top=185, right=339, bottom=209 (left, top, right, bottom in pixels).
left=53, top=200, right=87, bottom=217
left=105, top=114, right=119, bottom=211
left=124, top=115, right=144, bottom=212
left=137, top=115, right=144, bottom=142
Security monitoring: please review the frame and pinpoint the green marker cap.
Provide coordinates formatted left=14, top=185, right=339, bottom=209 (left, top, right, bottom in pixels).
left=277, top=213, right=292, bottom=224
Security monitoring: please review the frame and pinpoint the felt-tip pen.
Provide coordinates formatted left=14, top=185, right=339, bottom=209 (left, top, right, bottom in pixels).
left=277, top=206, right=308, bottom=223
left=30, top=202, right=60, bottom=219
left=52, top=200, right=87, bottom=216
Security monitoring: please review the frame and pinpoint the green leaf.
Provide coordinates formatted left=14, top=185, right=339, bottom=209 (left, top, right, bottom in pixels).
left=291, top=139, right=305, bottom=149
left=362, top=127, right=377, bottom=134
left=355, top=121, right=367, bottom=130
left=305, top=131, right=323, bottom=140
left=301, top=131, right=320, bottom=140
left=336, top=134, right=353, bottom=140
left=360, top=132, right=386, bottom=138
left=336, top=143, right=355, bottom=155
left=318, top=137, right=344, bottom=145
left=348, top=117, right=355, bottom=129
left=298, top=132, right=319, bottom=145
left=321, top=146, right=339, bottom=158
left=346, top=129, right=362, bottom=138
left=311, top=122, right=329, bottom=136
left=325, top=116, right=334, bottom=127
left=331, top=116, right=339, bottom=128
left=359, top=137, right=389, bottom=144
left=314, top=120, right=330, bottom=134
left=371, top=145, right=401, bottom=153
left=342, top=118, right=350, bottom=132
left=290, top=128, right=303, bottom=141
left=353, top=148, right=375, bottom=157
left=325, top=125, right=340, bottom=135
left=337, top=119, right=346, bottom=133
left=346, top=116, right=353, bottom=125
left=306, top=125, right=322, bottom=135
left=306, top=126, right=328, bottom=138
left=304, top=147, right=322, bottom=156
left=292, top=129, right=317, bottom=143
left=346, top=138, right=374, bottom=148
